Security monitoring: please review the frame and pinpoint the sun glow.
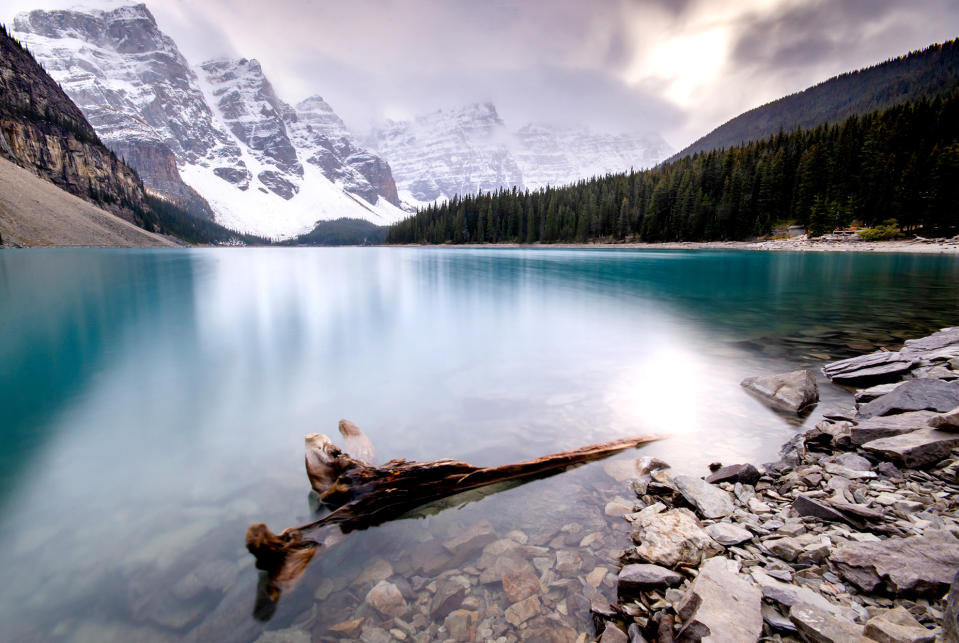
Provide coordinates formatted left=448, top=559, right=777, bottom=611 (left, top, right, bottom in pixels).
left=631, top=26, right=731, bottom=105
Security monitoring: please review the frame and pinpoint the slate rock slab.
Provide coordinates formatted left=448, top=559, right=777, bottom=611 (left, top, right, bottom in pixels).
left=673, top=475, right=735, bottom=518
left=862, top=428, right=959, bottom=468
left=705, top=463, right=760, bottom=485
left=741, top=369, right=819, bottom=412
left=831, top=529, right=959, bottom=595
left=930, top=405, right=959, bottom=431
left=705, top=522, right=753, bottom=546
left=617, top=564, right=683, bottom=595
left=863, top=606, right=935, bottom=643
left=676, top=557, right=763, bottom=643
left=856, top=378, right=959, bottom=419
left=849, top=411, right=939, bottom=446
left=900, top=327, right=959, bottom=356
left=823, top=351, right=917, bottom=383
left=788, top=604, right=864, bottom=643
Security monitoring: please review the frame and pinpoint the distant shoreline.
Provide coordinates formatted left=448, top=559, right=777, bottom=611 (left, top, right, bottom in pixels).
left=391, top=236, right=959, bottom=254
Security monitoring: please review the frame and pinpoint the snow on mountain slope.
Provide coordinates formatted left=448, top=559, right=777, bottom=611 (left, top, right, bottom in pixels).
left=514, top=124, right=672, bottom=190
left=368, top=102, right=673, bottom=206
left=368, top=102, right=524, bottom=204
left=13, top=4, right=404, bottom=237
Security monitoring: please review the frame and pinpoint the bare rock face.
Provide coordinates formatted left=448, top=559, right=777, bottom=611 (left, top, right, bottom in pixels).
left=675, top=557, right=763, bottom=643
left=0, top=28, right=150, bottom=226
left=831, top=529, right=959, bottom=595
left=629, top=507, right=722, bottom=568
left=741, top=369, right=819, bottom=413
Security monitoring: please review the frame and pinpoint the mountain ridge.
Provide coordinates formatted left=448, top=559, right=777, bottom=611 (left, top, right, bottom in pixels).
left=671, top=38, right=959, bottom=162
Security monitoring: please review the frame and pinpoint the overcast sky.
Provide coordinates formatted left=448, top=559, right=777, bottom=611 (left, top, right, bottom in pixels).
left=7, top=0, right=959, bottom=149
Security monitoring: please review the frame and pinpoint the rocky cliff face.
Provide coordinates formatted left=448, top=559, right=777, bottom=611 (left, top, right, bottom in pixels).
left=13, top=4, right=404, bottom=238
left=0, top=25, right=149, bottom=226
left=368, top=103, right=673, bottom=206
left=12, top=5, right=220, bottom=219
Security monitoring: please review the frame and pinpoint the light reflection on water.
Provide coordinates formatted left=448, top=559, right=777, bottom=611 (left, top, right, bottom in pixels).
left=0, top=247, right=957, bottom=640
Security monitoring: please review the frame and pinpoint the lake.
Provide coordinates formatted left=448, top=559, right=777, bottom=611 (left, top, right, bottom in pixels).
left=1, top=247, right=957, bottom=641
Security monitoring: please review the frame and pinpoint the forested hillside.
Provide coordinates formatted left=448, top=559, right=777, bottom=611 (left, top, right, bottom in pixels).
left=671, top=38, right=959, bottom=161
left=387, top=92, right=959, bottom=244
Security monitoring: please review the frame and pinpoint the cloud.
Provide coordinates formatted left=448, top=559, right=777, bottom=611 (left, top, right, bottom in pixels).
left=6, top=0, right=958, bottom=150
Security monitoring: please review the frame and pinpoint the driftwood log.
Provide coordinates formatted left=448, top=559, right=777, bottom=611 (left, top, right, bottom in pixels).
left=246, top=420, right=661, bottom=617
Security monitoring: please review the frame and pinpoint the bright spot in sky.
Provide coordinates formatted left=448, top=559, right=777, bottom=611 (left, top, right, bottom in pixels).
left=637, top=26, right=731, bottom=105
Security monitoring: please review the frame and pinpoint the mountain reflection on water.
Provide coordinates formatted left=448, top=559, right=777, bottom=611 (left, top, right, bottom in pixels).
left=0, top=247, right=957, bottom=640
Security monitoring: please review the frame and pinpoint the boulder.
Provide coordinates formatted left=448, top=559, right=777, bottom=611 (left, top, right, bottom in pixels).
left=599, top=625, right=628, bottom=643
left=741, top=369, right=819, bottom=412
left=831, top=529, right=959, bottom=595
left=823, top=351, right=917, bottom=383
left=863, top=606, right=935, bottom=643
left=764, top=537, right=803, bottom=562
left=856, top=382, right=904, bottom=404
left=705, top=463, right=761, bottom=485
left=443, top=520, right=497, bottom=558
left=705, top=522, right=753, bottom=546
left=501, top=565, right=540, bottom=603
left=856, top=378, right=959, bottom=419
left=788, top=604, right=864, bottom=643
left=617, top=564, right=683, bottom=594
left=675, top=557, right=763, bottom=643
left=444, top=609, right=477, bottom=642
left=629, top=508, right=722, bottom=568
left=365, top=581, right=407, bottom=618
left=862, top=428, right=959, bottom=468
left=849, top=411, right=939, bottom=445
left=672, top=475, right=735, bottom=518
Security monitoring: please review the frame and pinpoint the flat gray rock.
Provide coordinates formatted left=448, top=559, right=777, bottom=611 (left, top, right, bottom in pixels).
left=705, top=463, right=760, bottom=485
left=792, top=494, right=855, bottom=525
left=856, top=378, right=959, bottom=419
left=741, top=369, right=819, bottom=412
left=863, top=606, right=935, bottom=643
left=944, top=572, right=959, bottom=642
left=678, top=557, right=763, bottom=643
left=930, top=405, right=959, bottom=431
left=855, top=382, right=902, bottom=404
left=705, top=522, right=753, bottom=546
left=617, top=564, right=683, bottom=594
left=901, top=327, right=959, bottom=356
left=673, top=475, right=735, bottom=518
left=862, top=428, right=959, bottom=468
left=848, top=411, right=939, bottom=445
left=831, top=529, right=959, bottom=595
left=823, top=351, right=917, bottom=383
left=789, top=604, right=863, bottom=643
left=751, top=569, right=848, bottom=617
left=830, top=452, right=872, bottom=471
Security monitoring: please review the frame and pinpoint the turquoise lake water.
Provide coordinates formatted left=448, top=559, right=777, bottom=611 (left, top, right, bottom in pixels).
left=1, top=247, right=958, bottom=640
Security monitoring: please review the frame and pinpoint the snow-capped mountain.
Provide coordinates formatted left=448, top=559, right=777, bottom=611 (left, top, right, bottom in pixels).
left=13, top=4, right=403, bottom=238
left=514, top=124, right=672, bottom=191
left=368, top=103, right=673, bottom=206
left=367, top=102, right=523, bottom=207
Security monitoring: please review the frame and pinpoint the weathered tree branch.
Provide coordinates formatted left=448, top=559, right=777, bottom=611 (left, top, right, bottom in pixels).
left=246, top=422, right=662, bottom=618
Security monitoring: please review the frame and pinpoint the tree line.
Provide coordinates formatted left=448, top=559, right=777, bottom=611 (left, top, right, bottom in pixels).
left=386, top=91, right=959, bottom=244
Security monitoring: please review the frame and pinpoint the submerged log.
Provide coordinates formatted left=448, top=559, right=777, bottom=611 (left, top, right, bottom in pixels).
left=246, top=421, right=662, bottom=617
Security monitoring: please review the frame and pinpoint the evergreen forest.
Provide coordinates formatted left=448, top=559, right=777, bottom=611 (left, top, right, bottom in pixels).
left=386, top=91, right=959, bottom=244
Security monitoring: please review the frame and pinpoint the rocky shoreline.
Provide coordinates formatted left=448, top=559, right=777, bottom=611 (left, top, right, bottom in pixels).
left=595, top=327, right=959, bottom=642
left=399, top=236, right=959, bottom=254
